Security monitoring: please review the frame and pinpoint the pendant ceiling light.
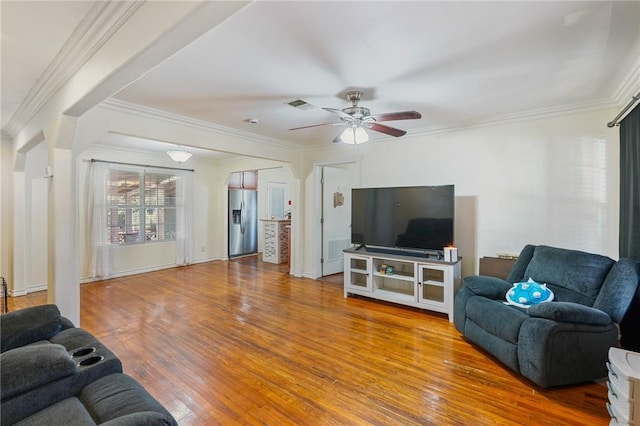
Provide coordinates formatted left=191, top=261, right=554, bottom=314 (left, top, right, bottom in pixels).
left=340, top=126, right=369, bottom=144
left=166, top=146, right=192, bottom=163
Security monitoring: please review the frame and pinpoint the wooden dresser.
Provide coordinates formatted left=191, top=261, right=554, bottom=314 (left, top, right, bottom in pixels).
left=479, top=257, right=517, bottom=281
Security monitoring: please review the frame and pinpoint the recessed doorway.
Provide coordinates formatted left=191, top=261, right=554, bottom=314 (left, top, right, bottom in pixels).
left=318, top=162, right=359, bottom=277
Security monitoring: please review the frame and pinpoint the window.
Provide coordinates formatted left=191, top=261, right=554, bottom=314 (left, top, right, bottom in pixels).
left=106, top=168, right=177, bottom=245
left=267, top=182, right=287, bottom=219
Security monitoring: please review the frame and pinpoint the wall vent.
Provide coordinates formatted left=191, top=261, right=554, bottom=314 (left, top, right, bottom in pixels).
left=327, top=238, right=351, bottom=261
left=286, top=99, right=316, bottom=111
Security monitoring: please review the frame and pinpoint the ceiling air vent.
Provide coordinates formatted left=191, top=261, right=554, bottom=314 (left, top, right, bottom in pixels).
left=286, top=99, right=316, bottom=111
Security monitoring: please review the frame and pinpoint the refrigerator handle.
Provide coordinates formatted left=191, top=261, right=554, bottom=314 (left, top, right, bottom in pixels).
left=240, top=199, right=245, bottom=234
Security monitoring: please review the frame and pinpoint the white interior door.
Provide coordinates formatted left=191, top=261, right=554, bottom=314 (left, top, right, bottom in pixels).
left=321, top=164, right=357, bottom=276
left=267, top=182, right=287, bottom=219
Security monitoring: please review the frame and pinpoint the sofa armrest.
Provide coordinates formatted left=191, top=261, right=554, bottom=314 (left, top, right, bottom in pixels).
left=527, top=301, right=612, bottom=326
left=1, top=304, right=64, bottom=352
left=463, top=275, right=512, bottom=300
left=0, top=344, right=76, bottom=400
left=79, top=373, right=177, bottom=426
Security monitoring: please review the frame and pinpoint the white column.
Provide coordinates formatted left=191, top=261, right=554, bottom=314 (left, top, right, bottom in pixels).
left=47, top=147, right=79, bottom=325
left=12, top=171, right=26, bottom=296
left=0, top=137, right=14, bottom=291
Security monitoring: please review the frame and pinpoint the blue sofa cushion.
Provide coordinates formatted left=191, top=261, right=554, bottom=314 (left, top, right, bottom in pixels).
left=527, top=301, right=612, bottom=325
left=13, top=397, right=96, bottom=426
left=523, top=245, right=615, bottom=305
left=1, top=344, right=76, bottom=400
left=506, top=244, right=536, bottom=284
left=1, top=305, right=62, bottom=353
left=466, top=297, right=529, bottom=344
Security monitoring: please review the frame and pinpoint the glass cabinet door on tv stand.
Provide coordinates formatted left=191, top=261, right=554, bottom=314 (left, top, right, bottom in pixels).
left=344, top=254, right=371, bottom=296
left=418, top=264, right=450, bottom=311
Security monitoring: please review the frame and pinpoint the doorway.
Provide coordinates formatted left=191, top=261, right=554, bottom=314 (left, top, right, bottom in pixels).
left=320, top=163, right=358, bottom=277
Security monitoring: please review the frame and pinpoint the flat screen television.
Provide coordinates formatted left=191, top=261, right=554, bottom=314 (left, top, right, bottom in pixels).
left=351, top=185, right=454, bottom=254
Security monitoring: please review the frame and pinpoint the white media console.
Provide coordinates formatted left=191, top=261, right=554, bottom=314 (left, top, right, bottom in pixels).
left=343, top=248, right=462, bottom=322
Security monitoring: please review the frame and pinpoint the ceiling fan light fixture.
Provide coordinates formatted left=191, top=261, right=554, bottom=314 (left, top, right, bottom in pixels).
left=166, top=146, right=193, bottom=163
left=340, top=126, right=369, bottom=144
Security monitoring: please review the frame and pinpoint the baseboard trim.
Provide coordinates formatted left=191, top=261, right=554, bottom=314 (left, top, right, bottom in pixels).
left=9, top=284, right=48, bottom=297
left=80, top=257, right=223, bottom=283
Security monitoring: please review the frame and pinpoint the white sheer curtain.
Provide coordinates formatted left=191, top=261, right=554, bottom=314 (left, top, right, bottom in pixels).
left=85, top=161, right=116, bottom=278
left=85, top=162, right=193, bottom=276
left=175, top=170, right=193, bottom=265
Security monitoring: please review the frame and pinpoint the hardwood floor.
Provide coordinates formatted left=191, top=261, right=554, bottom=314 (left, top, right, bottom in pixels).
left=8, top=257, right=609, bottom=425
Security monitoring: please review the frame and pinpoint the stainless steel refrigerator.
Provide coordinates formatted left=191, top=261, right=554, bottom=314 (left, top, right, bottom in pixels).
left=228, top=189, right=258, bottom=257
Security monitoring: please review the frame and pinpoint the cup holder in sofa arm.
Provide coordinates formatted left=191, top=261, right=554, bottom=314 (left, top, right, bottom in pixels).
left=77, top=355, right=104, bottom=367
left=70, top=347, right=96, bottom=358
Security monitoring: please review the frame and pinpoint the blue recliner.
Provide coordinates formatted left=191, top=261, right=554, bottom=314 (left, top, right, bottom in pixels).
left=454, top=245, right=640, bottom=388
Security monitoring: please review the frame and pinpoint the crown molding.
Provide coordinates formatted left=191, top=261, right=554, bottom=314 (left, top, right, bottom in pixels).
left=408, top=98, right=619, bottom=138
left=3, top=1, right=145, bottom=139
left=88, top=143, right=168, bottom=160
left=302, top=98, right=619, bottom=151
left=612, top=58, right=640, bottom=106
left=104, top=95, right=618, bottom=155
left=100, top=98, right=302, bottom=152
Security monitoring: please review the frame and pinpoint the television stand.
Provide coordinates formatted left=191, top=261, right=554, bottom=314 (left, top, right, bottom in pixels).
left=343, top=247, right=462, bottom=322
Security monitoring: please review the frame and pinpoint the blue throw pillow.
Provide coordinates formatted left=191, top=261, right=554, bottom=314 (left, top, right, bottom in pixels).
left=505, top=278, right=554, bottom=308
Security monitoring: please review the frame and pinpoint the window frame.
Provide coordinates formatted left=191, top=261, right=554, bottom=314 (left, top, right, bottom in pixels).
left=106, top=167, right=178, bottom=246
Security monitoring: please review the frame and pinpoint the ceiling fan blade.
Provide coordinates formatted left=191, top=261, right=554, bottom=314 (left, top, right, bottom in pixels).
left=332, top=133, right=344, bottom=144
left=364, top=122, right=407, bottom=137
left=322, top=107, right=354, bottom=120
left=369, top=111, right=422, bottom=122
left=289, top=122, right=344, bottom=131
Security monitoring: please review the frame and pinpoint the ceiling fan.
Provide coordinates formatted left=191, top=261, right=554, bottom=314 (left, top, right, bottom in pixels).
left=289, top=91, right=422, bottom=144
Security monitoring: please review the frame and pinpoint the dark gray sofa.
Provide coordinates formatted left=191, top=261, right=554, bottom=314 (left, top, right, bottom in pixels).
left=0, top=304, right=177, bottom=425
left=454, top=245, right=640, bottom=388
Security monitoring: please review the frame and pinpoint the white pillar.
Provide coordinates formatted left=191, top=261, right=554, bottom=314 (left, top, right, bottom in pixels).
left=0, top=137, right=14, bottom=292
left=44, top=113, right=80, bottom=325
left=47, top=147, right=79, bottom=325
left=12, top=171, right=26, bottom=296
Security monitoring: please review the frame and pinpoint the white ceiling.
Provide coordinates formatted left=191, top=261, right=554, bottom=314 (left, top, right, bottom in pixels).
left=1, top=0, right=93, bottom=128
left=2, top=1, right=639, bottom=152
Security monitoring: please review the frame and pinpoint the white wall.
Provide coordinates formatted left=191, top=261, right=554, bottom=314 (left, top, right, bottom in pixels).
left=29, top=179, right=48, bottom=290
left=302, top=108, right=620, bottom=278
left=17, top=143, right=49, bottom=294
left=23, top=106, right=622, bottom=285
